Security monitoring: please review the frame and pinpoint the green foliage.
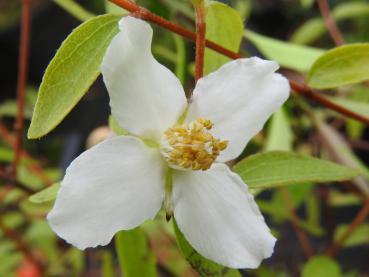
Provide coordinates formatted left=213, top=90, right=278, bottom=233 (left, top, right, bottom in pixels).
left=115, top=228, right=157, bottom=277
left=53, top=0, right=94, bottom=21
left=173, top=220, right=241, bottom=277
left=308, top=44, right=369, bottom=89
left=233, top=151, right=360, bottom=189
left=28, top=15, right=120, bottom=139
left=29, top=183, right=60, bottom=204
left=334, top=224, right=369, bottom=247
left=302, top=256, right=341, bottom=277
left=204, top=1, right=243, bottom=75
left=291, top=2, right=369, bottom=45
left=245, top=30, right=325, bottom=72
left=266, top=108, right=293, bottom=151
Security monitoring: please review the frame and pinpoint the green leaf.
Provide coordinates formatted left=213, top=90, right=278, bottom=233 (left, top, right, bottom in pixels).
left=233, top=151, right=360, bottom=189
left=334, top=224, right=369, bottom=247
left=101, top=251, right=115, bottom=277
left=29, top=183, right=60, bottom=204
left=53, top=0, right=95, bottom=21
left=115, top=228, right=157, bottom=277
left=28, top=14, right=121, bottom=139
left=291, top=2, right=369, bottom=45
left=173, top=220, right=241, bottom=277
left=204, top=1, right=243, bottom=75
left=245, top=30, right=325, bottom=72
left=266, top=108, right=293, bottom=151
left=308, top=44, right=369, bottom=89
left=302, top=255, right=341, bottom=277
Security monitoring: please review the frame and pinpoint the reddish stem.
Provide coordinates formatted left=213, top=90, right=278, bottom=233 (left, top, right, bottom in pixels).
left=109, top=0, right=369, bottom=126
left=194, top=2, right=206, bottom=82
left=316, top=0, right=345, bottom=46
left=0, top=219, right=43, bottom=272
left=14, top=0, right=32, bottom=175
left=280, top=188, right=314, bottom=258
left=326, top=197, right=369, bottom=256
left=290, top=81, right=369, bottom=125
left=0, top=122, right=52, bottom=185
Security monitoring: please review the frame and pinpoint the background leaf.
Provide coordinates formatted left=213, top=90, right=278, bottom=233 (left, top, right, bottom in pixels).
left=302, top=255, right=341, bottom=277
left=28, top=14, right=120, bottom=139
left=245, top=30, right=325, bottom=72
left=308, top=44, right=369, bottom=89
left=115, top=228, right=157, bottom=277
left=233, top=151, right=360, bottom=189
left=204, top=1, right=243, bottom=75
left=29, top=183, right=60, bottom=204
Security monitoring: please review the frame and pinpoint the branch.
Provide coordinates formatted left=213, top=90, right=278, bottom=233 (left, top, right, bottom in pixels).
left=280, top=187, right=314, bottom=258
left=109, top=0, right=369, bottom=126
left=316, top=0, right=345, bottom=46
left=192, top=0, right=206, bottom=82
left=0, top=219, right=43, bottom=272
left=14, top=0, right=32, bottom=175
left=326, top=197, right=369, bottom=256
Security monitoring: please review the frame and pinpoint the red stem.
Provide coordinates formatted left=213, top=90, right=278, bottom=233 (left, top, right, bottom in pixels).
left=194, top=2, right=206, bottom=82
left=280, top=188, right=314, bottom=258
left=326, top=197, right=369, bottom=256
left=316, top=0, right=345, bottom=46
left=14, top=0, right=32, bottom=175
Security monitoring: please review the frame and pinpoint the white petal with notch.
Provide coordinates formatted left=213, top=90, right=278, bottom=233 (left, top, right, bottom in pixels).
left=47, top=136, right=166, bottom=249
left=172, top=163, right=276, bottom=269
left=101, top=16, right=187, bottom=140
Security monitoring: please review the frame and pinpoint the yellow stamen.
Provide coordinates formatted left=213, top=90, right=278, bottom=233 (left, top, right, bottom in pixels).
left=161, top=118, right=228, bottom=171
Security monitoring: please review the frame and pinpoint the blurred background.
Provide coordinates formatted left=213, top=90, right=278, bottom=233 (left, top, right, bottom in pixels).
left=1, top=0, right=369, bottom=276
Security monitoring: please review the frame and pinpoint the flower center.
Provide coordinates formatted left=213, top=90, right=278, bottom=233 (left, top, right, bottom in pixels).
left=161, top=118, right=228, bottom=171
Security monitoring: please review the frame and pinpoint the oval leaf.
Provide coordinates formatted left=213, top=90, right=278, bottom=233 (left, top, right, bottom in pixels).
left=204, top=1, right=243, bottom=75
left=28, top=14, right=121, bottom=139
left=302, top=256, right=341, bottom=277
left=115, top=228, right=157, bottom=277
left=173, top=220, right=241, bottom=277
left=308, top=44, right=369, bottom=89
left=233, top=151, right=360, bottom=189
left=29, top=183, right=60, bottom=203
left=245, top=30, right=325, bottom=72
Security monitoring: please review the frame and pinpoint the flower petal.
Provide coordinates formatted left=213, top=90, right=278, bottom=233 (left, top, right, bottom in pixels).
left=186, top=57, right=290, bottom=162
left=172, top=163, right=276, bottom=269
left=47, top=136, right=166, bottom=250
left=101, top=16, right=187, bottom=140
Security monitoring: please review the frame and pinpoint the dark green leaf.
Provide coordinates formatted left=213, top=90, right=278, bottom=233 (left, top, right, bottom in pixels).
left=28, top=14, right=121, bottom=139
left=233, top=151, right=360, bottom=189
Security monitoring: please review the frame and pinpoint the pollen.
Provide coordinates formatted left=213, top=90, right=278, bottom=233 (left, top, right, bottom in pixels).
left=161, top=118, right=228, bottom=171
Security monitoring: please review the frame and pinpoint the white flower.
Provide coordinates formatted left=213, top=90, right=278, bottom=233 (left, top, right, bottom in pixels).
left=47, top=16, right=290, bottom=269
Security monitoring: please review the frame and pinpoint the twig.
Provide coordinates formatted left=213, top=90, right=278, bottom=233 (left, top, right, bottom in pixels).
left=0, top=166, right=36, bottom=194
left=326, top=197, right=369, bottom=256
left=0, top=219, right=43, bottom=272
left=109, top=0, right=369, bottom=126
left=280, top=187, right=314, bottom=258
left=316, top=0, right=345, bottom=46
left=192, top=0, right=206, bottom=82
left=289, top=81, right=369, bottom=126
left=14, top=0, right=32, bottom=175
left=0, top=122, right=52, bottom=185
